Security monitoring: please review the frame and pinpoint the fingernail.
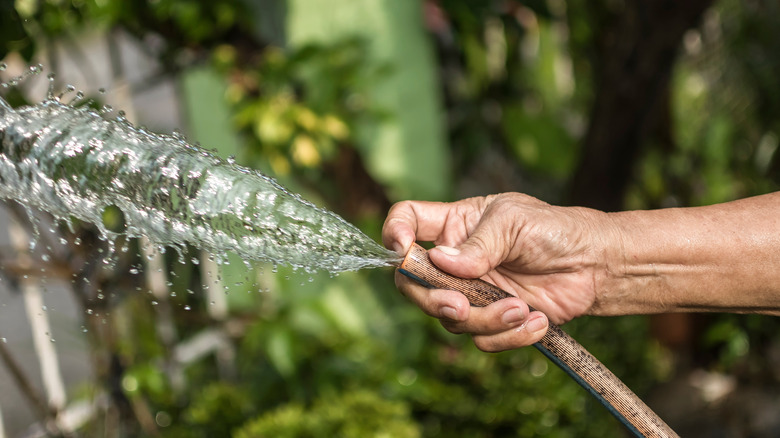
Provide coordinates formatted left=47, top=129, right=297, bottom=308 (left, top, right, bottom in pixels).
left=436, top=246, right=460, bottom=256
left=441, top=306, right=459, bottom=320
left=525, top=316, right=547, bottom=333
left=501, top=308, right=526, bottom=326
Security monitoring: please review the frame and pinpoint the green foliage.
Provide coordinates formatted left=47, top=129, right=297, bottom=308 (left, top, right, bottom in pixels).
left=0, top=2, right=29, bottom=60
left=502, top=103, right=576, bottom=178
left=221, top=39, right=378, bottom=180
left=627, top=0, right=780, bottom=210
left=180, top=383, right=254, bottom=438
left=286, top=0, right=451, bottom=201
left=122, top=362, right=173, bottom=405
left=234, top=390, right=420, bottom=438
left=13, top=0, right=248, bottom=44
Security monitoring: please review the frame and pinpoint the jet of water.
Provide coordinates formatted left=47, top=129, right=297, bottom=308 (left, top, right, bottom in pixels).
left=0, top=95, right=400, bottom=273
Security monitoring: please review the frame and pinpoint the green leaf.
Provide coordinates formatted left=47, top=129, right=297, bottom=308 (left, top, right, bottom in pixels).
left=267, top=326, right=297, bottom=377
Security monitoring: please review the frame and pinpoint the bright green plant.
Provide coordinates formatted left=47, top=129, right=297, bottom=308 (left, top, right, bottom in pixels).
left=233, top=389, right=420, bottom=438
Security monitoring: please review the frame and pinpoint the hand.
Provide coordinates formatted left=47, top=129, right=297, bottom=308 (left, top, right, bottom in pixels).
left=382, top=192, right=615, bottom=352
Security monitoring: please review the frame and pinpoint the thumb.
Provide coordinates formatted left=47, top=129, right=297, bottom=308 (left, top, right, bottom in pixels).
left=429, top=225, right=509, bottom=279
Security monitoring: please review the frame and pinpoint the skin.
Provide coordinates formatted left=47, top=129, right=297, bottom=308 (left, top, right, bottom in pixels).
left=382, top=192, right=780, bottom=353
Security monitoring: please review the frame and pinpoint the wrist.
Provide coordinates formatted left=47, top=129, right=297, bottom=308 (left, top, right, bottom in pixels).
left=589, top=207, right=703, bottom=315
left=585, top=209, right=644, bottom=316
left=593, top=201, right=780, bottom=316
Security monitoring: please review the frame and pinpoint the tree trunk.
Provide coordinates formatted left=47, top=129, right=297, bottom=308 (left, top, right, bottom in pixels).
left=569, top=0, right=714, bottom=211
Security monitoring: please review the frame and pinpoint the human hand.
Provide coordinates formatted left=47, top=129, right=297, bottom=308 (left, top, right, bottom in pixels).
left=382, top=192, right=615, bottom=352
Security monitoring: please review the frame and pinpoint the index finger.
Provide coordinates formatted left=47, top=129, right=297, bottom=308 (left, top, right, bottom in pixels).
left=382, top=199, right=479, bottom=254
left=382, top=200, right=450, bottom=254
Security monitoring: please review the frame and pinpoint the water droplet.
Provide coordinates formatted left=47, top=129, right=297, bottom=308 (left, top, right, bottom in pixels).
left=155, top=411, right=172, bottom=428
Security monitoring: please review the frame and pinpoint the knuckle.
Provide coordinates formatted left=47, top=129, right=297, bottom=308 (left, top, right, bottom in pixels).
left=388, top=200, right=416, bottom=220
left=440, top=320, right=465, bottom=334
left=384, top=202, right=413, bottom=228
left=472, top=336, right=502, bottom=353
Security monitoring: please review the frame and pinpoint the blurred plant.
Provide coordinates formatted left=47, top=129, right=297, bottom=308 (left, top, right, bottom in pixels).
left=430, top=0, right=582, bottom=199
left=234, top=389, right=420, bottom=438
left=178, top=383, right=254, bottom=438
left=12, top=0, right=250, bottom=61
left=214, top=38, right=389, bottom=216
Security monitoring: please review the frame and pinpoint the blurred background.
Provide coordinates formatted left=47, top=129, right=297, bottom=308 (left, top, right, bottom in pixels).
left=1, top=0, right=780, bottom=436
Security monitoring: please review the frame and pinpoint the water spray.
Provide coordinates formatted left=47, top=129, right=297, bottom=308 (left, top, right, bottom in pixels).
left=0, top=94, right=396, bottom=272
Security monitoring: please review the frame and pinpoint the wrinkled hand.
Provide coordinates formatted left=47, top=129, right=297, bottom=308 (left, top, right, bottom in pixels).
left=382, top=192, right=613, bottom=352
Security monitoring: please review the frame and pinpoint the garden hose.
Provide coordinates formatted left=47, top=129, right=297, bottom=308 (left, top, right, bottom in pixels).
left=398, top=243, right=678, bottom=438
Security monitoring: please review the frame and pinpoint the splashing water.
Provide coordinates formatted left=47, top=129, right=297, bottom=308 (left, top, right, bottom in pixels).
left=0, top=91, right=400, bottom=272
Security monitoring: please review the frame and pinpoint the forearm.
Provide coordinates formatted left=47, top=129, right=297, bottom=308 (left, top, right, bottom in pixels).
left=593, top=192, right=780, bottom=316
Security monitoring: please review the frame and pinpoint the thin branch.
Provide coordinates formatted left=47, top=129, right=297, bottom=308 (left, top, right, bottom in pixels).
left=0, top=339, right=64, bottom=437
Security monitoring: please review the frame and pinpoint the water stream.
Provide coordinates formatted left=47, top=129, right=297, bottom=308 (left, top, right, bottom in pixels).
left=0, top=86, right=399, bottom=273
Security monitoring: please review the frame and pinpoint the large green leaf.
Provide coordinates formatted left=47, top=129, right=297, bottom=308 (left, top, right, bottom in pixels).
left=285, top=0, right=451, bottom=201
